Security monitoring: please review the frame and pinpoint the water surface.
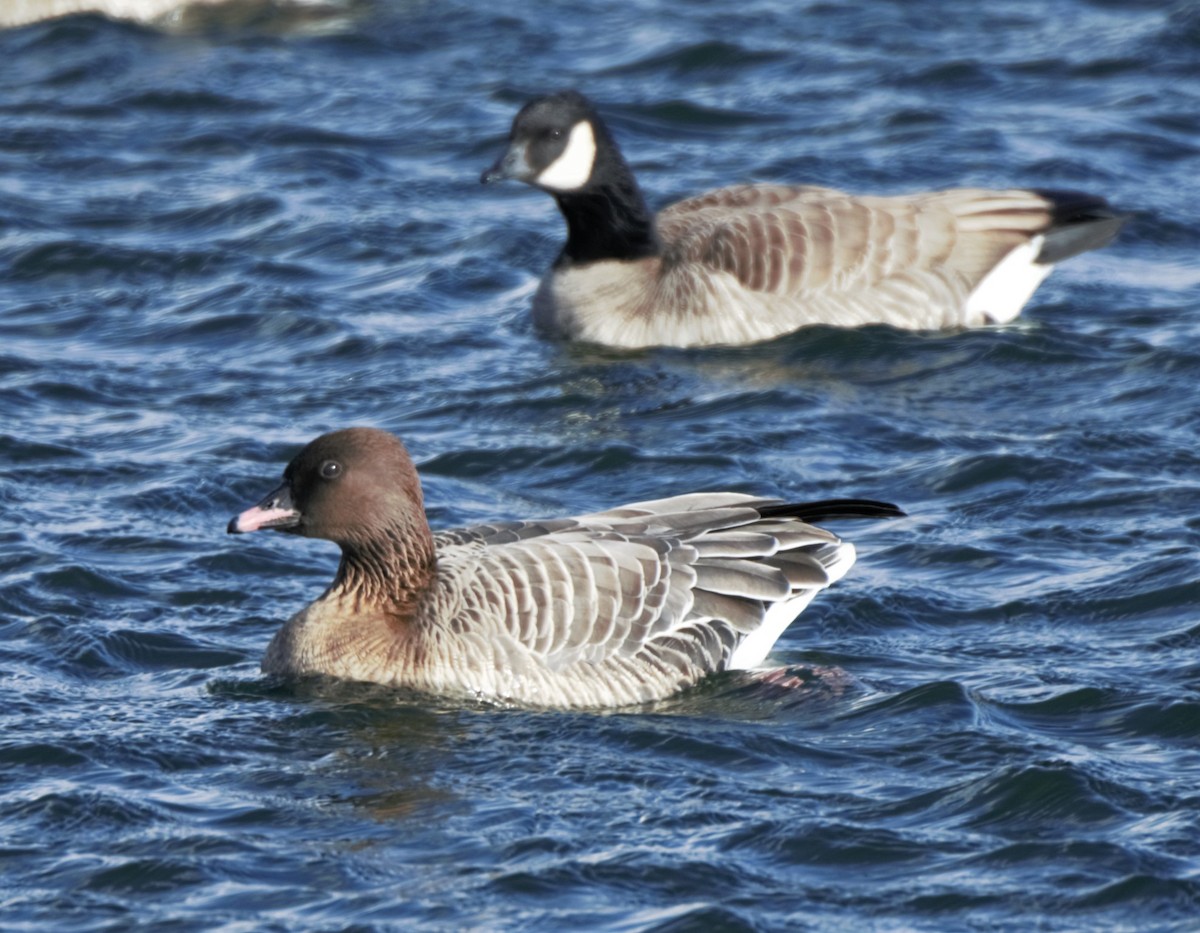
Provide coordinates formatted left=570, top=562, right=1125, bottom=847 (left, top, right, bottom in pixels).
left=1, top=1, right=1198, bottom=929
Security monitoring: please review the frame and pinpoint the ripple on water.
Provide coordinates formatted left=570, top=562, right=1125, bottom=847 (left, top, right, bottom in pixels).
left=0, top=1, right=1197, bottom=930
left=8, top=239, right=240, bottom=286
left=865, top=759, right=1156, bottom=838
left=597, top=39, right=790, bottom=77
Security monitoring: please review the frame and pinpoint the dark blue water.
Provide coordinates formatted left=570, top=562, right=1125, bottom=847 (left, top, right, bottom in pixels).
left=2, top=0, right=1198, bottom=929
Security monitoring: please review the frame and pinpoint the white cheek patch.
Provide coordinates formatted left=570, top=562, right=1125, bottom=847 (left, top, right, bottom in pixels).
left=536, top=120, right=597, bottom=191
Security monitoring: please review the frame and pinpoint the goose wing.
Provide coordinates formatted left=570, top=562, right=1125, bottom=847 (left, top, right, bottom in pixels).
left=657, top=184, right=1077, bottom=324
left=433, top=492, right=853, bottom=675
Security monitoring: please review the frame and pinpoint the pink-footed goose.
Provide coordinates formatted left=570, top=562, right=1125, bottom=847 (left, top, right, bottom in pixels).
left=228, top=427, right=903, bottom=708
left=482, top=90, right=1124, bottom=349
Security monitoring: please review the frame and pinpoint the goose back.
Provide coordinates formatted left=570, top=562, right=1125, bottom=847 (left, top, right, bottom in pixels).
left=533, top=183, right=1122, bottom=347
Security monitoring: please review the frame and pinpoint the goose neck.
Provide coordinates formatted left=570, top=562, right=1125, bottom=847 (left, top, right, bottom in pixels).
left=332, top=527, right=436, bottom=611
left=555, top=174, right=660, bottom=265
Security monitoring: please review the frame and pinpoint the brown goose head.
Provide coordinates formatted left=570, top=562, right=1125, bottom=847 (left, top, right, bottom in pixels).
left=228, top=428, right=432, bottom=566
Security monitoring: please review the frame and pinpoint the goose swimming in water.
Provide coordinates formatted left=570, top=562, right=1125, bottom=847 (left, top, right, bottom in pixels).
left=228, top=427, right=903, bottom=708
left=482, top=90, right=1124, bottom=349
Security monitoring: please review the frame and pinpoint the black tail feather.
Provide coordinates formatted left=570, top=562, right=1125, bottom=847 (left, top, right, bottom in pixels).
left=757, top=498, right=906, bottom=524
left=1031, top=188, right=1126, bottom=264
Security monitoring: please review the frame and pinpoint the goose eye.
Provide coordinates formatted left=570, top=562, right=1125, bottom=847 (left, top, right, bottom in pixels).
left=319, top=460, right=342, bottom=480
left=549, top=127, right=562, bottom=140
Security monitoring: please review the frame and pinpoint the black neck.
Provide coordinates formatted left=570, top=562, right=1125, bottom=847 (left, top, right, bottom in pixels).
left=553, top=159, right=661, bottom=266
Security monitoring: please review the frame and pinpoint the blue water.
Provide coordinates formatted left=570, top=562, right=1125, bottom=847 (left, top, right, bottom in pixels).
left=2, top=0, right=1198, bottom=929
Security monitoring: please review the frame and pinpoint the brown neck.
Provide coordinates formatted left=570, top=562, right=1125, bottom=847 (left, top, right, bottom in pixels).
left=332, top=523, right=437, bottom=613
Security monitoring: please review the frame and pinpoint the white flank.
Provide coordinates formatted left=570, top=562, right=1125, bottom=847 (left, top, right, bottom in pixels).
left=965, top=234, right=1053, bottom=324
left=536, top=121, right=597, bottom=191
left=726, top=541, right=857, bottom=670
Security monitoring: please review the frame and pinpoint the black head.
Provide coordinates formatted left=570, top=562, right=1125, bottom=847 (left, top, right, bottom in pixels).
left=481, top=90, right=607, bottom=193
